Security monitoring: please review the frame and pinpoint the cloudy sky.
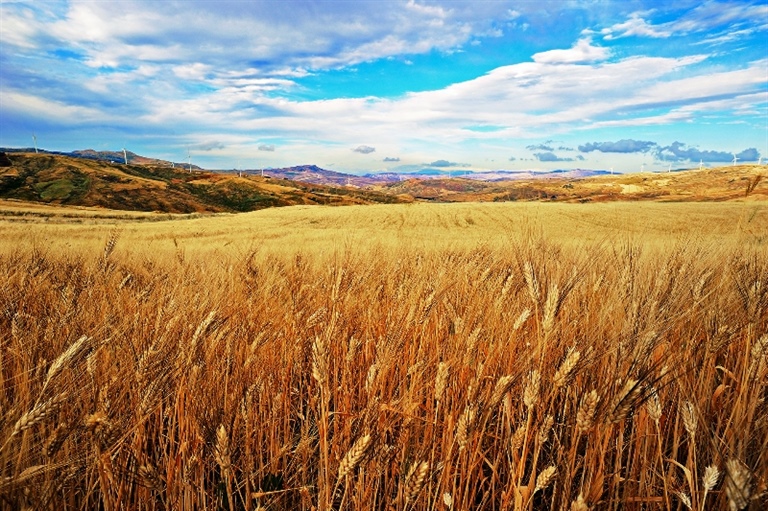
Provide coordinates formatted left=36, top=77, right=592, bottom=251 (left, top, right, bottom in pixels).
left=1, top=0, right=766, bottom=173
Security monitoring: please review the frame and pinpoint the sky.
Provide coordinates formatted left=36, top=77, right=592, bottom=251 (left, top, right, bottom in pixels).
left=1, top=0, right=767, bottom=174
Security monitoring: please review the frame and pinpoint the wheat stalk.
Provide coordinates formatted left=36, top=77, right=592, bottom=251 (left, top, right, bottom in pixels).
left=677, top=491, right=692, bottom=510
left=435, top=362, right=449, bottom=402
left=725, top=459, right=752, bottom=511
left=534, top=465, right=557, bottom=492
left=570, top=493, right=588, bottom=511
left=553, top=348, right=580, bottom=389
left=523, top=370, right=540, bottom=410
left=7, top=391, right=68, bottom=443
left=490, top=374, right=514, bottom=408
left=42, top=335, right=94, bottom=393
left=404, top=461, right=429, bottom=505
left=513, top=308, right=531, bottom=331
left=337, top=434, right=372, bottom=480
left=538, top=414, right=554, bottom=445
left=702, top=464, right=719, bottom=509
left=456, top=405, right=476, bottom=450
left=541, top=282, right=560, bottom=334
left=311, top=336, right=328, bottom=386
left=609, top=378, right=639, bottom=423
left=576, top=390, right=599, bottom=433
left=215, top=424, right=231, bottom=476
left=681, top=400, right=697, bottom=437
left=523, top=261, right=540, bottom=304
left=646, top=389, right=662, bottom=423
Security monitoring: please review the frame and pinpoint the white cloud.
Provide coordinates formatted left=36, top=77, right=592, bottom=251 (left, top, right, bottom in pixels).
left=532, top=38, right=610, bottom=64
left=3, top=92, right=104, bottom=122
left=173, top=63, right=212, bottom=81
left=134, top=50, right=766, bottom=158
left=30, top=0, right=513, bottom=74
left=602, top=13, right=671, bottom=40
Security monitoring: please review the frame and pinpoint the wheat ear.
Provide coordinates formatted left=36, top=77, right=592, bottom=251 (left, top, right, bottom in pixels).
left=337, top=434, right=372, bottom=481
left=725, top=459, right=752, bottom=511
left=404, top=461, right=429, bottom=505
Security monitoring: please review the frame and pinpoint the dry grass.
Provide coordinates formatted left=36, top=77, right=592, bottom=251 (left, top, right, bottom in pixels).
left=0, top=202, right=767, bottom=510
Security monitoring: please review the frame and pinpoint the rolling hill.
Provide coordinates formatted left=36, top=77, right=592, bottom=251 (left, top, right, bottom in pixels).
left=0, top=152, right=408, bottom=213
left=377, top=165, right=767, bottom=202
left=0, top=151, right=765, bottom=214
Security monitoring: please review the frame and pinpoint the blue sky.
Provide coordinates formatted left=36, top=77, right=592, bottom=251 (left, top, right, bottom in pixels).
left=1, top=0, right=766, bottom=173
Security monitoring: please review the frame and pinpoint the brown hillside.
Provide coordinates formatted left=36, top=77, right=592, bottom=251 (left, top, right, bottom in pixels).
left=381, top=165, right=768, bottom=202
left=0, top=152, right=407, bottom=213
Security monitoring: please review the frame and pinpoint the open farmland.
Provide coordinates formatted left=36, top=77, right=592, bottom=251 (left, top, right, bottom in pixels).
left=1, top=201, right=767, bottom=510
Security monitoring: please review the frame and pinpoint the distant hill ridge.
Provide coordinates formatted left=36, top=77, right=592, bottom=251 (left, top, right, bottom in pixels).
left=1, top=147, right=639, bottom=186
left=1, top=149, right=765, bottom=211
left=0, top=151, right=407, bottom=213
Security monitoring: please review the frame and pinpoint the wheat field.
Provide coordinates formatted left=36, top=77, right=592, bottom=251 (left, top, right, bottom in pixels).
left=1, top=201, right=766, bottom=510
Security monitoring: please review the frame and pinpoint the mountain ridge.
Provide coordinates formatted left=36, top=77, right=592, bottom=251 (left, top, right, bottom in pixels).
left=0, top=151, right=408, bottom=213
left=1, top=149, right=766, bottom=212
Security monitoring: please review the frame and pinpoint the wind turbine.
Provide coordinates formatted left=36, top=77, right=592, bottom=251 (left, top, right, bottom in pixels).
left=187, top=147, right=192, bottom=173
left=32, top=134, right=38, bottom=154
left=758, top=156, right=763, bottom=165
left=732, top=154, right=739, bottom=166
left=699, top=159, right=703, bottom=170
left=640, top=163, right=645, bottom=172
left=123, top=148, right=128, bottom=165
left=610, top=166, right=614, bottom=175
left=668, top=163, right=672, bottom=173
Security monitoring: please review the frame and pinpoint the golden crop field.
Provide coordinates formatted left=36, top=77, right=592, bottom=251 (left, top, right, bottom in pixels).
left=1, top=201, right=767, bottom=510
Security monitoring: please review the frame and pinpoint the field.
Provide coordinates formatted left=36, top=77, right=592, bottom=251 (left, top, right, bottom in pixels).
left=1, top=201, right=767, bottom=510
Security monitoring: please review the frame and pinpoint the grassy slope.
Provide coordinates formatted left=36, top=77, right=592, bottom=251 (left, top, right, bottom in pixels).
left=0, top=152, right=407, bottom=213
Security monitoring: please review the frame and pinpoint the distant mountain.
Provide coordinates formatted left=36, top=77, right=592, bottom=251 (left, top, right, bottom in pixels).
left=1, top=147, right=616, bottom=186
left=3, top=148, right=764, bottom=208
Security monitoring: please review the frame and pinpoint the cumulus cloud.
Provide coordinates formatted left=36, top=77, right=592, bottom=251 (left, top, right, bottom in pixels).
left=656, top=142, right=761, bottom=162
left=428, top=160, right=471, bottom=167
left=532, top=37, right=610, bottom=64
left=258, top=144, right=275, bottom=151
left=736, top=148, right=761, bottom=161
left=578, top=139, right=657, bottom=153
left=534, top=152, right=579, bottom=162
left=383, top=156, right=400, bottom=162
left=526, top=143, right=554, bottom=151
left=353, top=145, right=376, bottom=154
left=601, top=13, right=672, bottom=40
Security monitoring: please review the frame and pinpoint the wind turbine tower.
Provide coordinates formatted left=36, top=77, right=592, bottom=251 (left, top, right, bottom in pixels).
left=668, top=163, right=672, bottom=173
left=699, top=159, right=703, bottom=170
left=32, top=134, right=38, bottom=154
left=187, top=148, right=192, bottom=173
left=732, top=154, right=739, bottom=166
left=123, top=148, right=128, bottom=165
